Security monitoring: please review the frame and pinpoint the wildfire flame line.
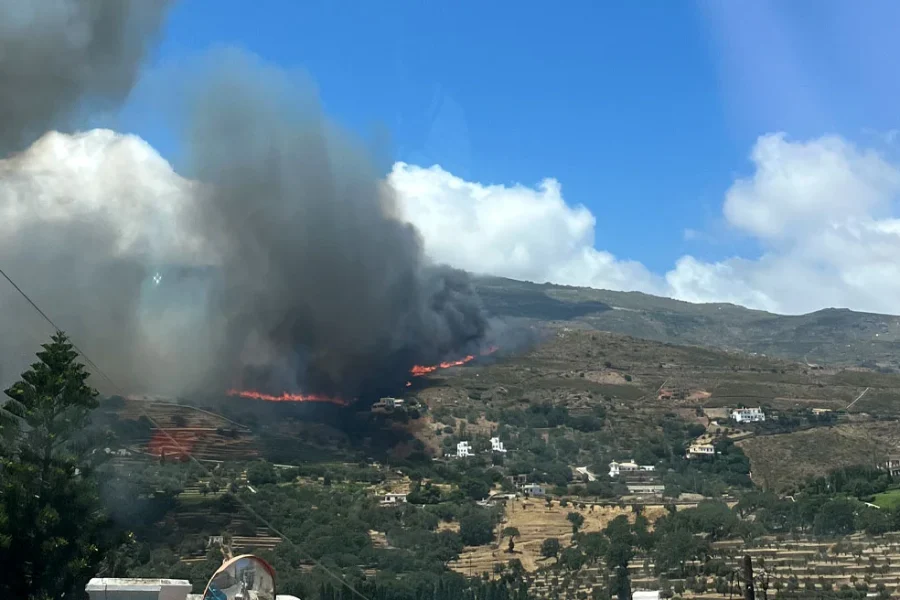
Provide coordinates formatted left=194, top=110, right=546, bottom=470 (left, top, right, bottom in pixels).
left=225, top=388, right=349, bottom=406
left=410, top=345, right=499, bottom=377
left=226, top=346, right=499, bottom=404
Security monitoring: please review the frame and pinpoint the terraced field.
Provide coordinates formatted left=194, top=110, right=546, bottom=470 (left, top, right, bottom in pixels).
left=489, top=531, right=900, bottom=599
left=427, top=328, right=900, bottom=492
left=105, top=397, right=258, bottom=461
left=449, top=498, right=672, bottom=575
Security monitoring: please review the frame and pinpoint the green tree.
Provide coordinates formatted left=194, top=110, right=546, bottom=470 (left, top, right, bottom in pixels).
left=540, top=537, right=561, bottom=561
left=605, top=515, right=635, bottom=600
left=247, top=461, right=277, bottom=486
left=632, top=514, right=655, bottom=552
left=653, top=528, right=699, bottom=577
left=814, top=498, right=858, bottom=536
left=501, top=526, right=521, bottom=554
left=560, top=546, right=586, bottom=570
left=567, top=511, right=585, bottom=534
left=857, top=506, right=891, bottom=536
left=0, top=332, right=112, bottom=599
left=461, top=477, right=491, bottom=501
left=460, top=512, right=494, bottom=546
left=578, top=531, right=608, bottom=564
left=408, top=481, right=443, bottom=505
left=684, top=500, right=737, bottom=540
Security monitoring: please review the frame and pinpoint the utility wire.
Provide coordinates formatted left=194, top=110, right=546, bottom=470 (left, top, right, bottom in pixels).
left=0, top=265, right=373, bottom=600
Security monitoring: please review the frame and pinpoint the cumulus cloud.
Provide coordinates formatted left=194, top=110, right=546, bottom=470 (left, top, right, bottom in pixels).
left=5, top=127, right=900, bottom=335
left=388, top=163, right=662, bottom=294
left=390, top=133, right=900, bottom=316
left=722, top=133, right=900, bottom=240
left=0, top=129, right=211, bottom=392
left=667, top=133, right=900, bottom=314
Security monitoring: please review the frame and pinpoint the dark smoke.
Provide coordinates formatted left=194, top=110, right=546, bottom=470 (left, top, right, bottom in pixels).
left=0, top=0, right=174, bottom=390
left=0, top=2, right=494, bottom=402
left=185, top=50, right=490, bottom=400
left=0, top=0, right=171, bottom=155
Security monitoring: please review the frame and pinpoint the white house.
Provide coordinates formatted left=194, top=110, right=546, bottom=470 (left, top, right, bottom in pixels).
left=609, top=459, right=655, bottom=478
left=456, top=441, right=474, bottom=458
left=103, top=447, right=132, bottom=457
left=881, top=457, right=900, bottom=477
left=731, top=407, right=765, bottom=423
left=478, top=492, right=517, bottom=507
left=687, top=443, right=715, bottom=458
left=380, top=493, right=408, bottom=505
left=86, top=579, right=192, bottom=600
left=521, top=483, right=545, bottom=497
left=489, top=437, right=507, bottom=453
left=627, top=484, right=665, bottom=495
left=376, top=396, right=404, bottom=409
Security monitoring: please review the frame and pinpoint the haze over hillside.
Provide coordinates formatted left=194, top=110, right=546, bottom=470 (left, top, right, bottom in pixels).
left=474, top=275, right=900, bottom=369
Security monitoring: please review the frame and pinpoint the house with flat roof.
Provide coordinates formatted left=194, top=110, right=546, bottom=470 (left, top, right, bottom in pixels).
left=609, top=459, right=655, bottom=478
left=521, top=483, right=545, bottom=497
left=687, top=443, right=715, bottom=458
left=731, top=407, right=765, bottom=423
left=456, top=441, right=474, bottom=458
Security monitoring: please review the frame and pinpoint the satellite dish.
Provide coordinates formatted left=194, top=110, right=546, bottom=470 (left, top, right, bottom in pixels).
left=202, top=554, right=276, bottom=600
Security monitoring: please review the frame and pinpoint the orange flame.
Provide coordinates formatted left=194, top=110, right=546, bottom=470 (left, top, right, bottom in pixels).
left=410, top=346, right=499, bottom=377
left=226, top=346, right=499, bottom=403
left=226, top=388, right=348, bottom=406
left=410, top=355, right=474, bottom=376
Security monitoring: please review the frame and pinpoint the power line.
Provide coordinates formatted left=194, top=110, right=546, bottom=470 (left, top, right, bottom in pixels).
left=0, top=266, right=113, bottom=383
left=0, top=265, right=373, bottom=600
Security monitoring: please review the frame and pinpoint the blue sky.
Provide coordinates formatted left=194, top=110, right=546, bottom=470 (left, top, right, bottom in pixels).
left=110, top=0, right=900, bottom=314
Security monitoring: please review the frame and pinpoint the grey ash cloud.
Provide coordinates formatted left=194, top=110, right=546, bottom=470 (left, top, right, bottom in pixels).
left=0, top=15, right=494, bottom=403
left=183, top=50, right=490, bottom=400
left=0, top=0, right=171, bottom=155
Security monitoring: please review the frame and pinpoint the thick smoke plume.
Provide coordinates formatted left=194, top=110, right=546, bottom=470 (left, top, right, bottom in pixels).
left=185, top=50, right=490, bottom=400
left=0, top=0, right=171, bottom=155
left=0, top=0, right=176, bottom=390
left=0, top=7, right=492, bottom=402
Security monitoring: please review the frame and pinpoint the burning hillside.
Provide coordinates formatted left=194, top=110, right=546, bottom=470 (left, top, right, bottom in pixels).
left=226, top=345, right=502, bottom=406
left=226, top=389, right=349, bottom=406
left=410, top=345, right=498, bottom=376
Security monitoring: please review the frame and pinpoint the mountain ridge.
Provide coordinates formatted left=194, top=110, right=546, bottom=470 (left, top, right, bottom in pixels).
left=474, top=275, right=900, bottom=368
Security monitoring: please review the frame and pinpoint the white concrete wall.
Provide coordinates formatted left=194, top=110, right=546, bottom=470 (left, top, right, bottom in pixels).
left=86, top=579, right=192, bottom=600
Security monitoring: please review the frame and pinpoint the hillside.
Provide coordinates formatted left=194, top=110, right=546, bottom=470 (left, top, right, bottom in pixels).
left=474, top=276, right=900, bottom=368
left=421, top=326, right=900, bottom=492
left=87, top=324, right=900, bottom=597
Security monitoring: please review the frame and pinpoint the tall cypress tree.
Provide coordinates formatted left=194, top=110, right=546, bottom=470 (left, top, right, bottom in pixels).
left=0, top=332, right=109, bottom=599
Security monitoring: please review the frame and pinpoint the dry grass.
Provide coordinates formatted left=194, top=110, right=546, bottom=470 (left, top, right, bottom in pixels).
left=449, top=499, right=670, bottom=575
left=739, top=421, right=900, bottom=492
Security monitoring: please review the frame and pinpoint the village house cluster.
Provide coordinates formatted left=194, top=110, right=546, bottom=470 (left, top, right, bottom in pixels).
left=455, top=437, right=507, bottom=458
left=685, top=406, right=766, bottom=459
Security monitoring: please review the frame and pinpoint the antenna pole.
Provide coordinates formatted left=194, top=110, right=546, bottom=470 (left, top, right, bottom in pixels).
left=742, top=555, right=755, bottom=600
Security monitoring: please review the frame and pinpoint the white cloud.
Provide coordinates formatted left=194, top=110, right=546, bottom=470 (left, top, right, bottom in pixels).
left=0, top=129, right=205, bottom=264
left=722, top=133, right=900, bottom=240
left=667, top=134, right=900, bottom=314
left=8, top=128, right=900, bottom=318
left=388, top=163, right=662, bottom=294
left=391, top=133, right=900, bottom=316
